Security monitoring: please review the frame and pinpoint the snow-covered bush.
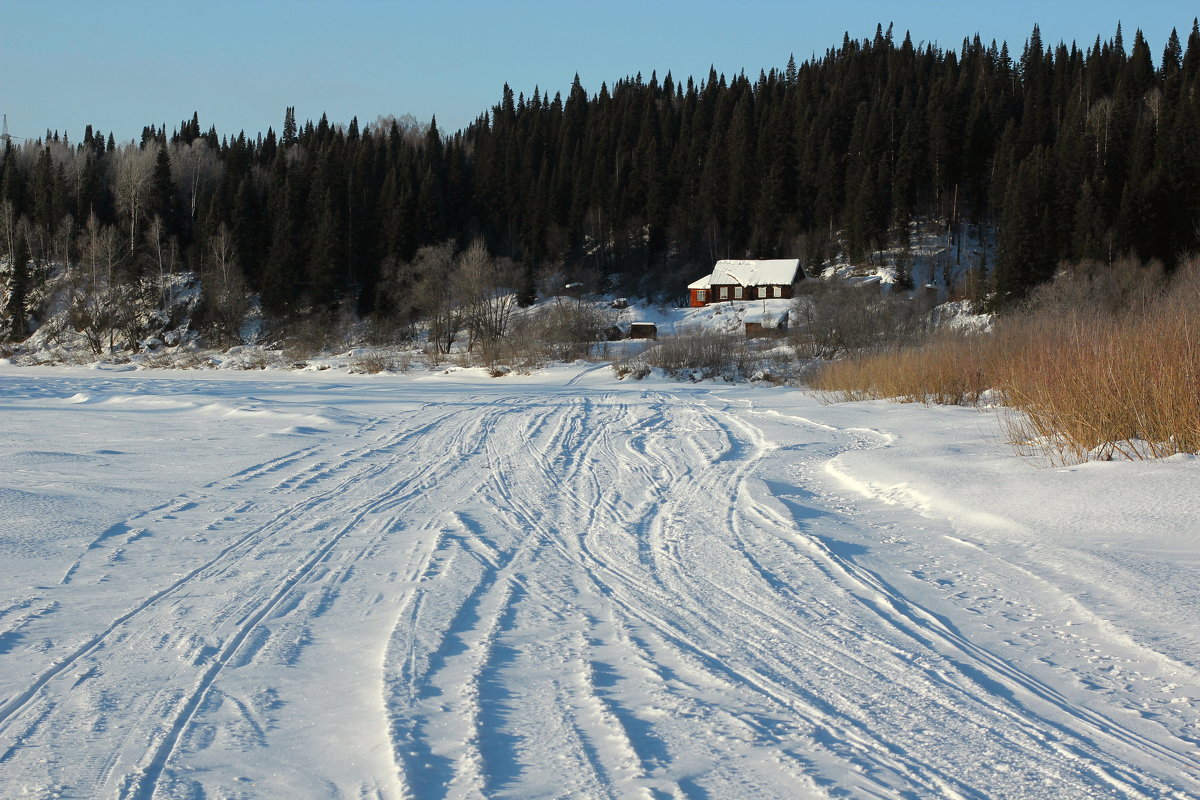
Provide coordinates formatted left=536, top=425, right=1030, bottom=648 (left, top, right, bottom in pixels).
left=640, top=332, right=754, bottom=381
left=347, top=348, right=413, bottom=374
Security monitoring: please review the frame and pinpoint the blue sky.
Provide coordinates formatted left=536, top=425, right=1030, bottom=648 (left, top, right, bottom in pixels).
left=3, top=1, right=1197, bottom=144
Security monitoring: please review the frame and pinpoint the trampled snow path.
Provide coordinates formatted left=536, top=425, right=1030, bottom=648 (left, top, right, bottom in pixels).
left=0, top=366, right=1197, bottom=799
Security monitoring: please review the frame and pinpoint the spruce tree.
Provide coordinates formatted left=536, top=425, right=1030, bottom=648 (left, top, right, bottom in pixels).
left=149, top=146, right=177, bottom=237
left=283, top=107, right=297, bottom=147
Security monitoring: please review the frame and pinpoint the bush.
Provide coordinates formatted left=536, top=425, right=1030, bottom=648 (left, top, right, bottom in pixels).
left=279, top=308, right=355, bottom=360
left=612, top=360, right=651, bottom=380
left=347, top=348, right=412, bottom=374
left=138, top=349, right=218, bottom=370
left=466, top=301, right=614, bottom=370
left=639, top=332, right=755, bottom=380
left=1020, top=255, right=1165, bottom=318
left=532, top=301, right=613, bottom=361
left=223, top=347, right=286, bottom=370
left=790, top=281, right=933, bottom=358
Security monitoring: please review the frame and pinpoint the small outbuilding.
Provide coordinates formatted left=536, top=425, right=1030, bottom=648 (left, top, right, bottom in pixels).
left=745, top=310, right=790, bottom=338
left=688, top=259, right=805, bottom=307
left=629, top=322, right=658, bottom=340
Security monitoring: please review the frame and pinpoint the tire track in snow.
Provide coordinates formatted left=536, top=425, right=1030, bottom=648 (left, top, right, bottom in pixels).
left=0, top=412, right=441, bottom=736
left=128, top=406, right=507, bottom=800
left=748, top=476, right=1200, bottom=792
left=475, top=391, right=828, bottom=795
left=491, top=395, right=678, bottom=786
left=364, top=385, right=1200, bottom=798
left=503, top=393, right=817, bottom=783
left=382, top=404, right=572, bottom=798
left=124, top=496, right=394, bottom=800
left=708, top=398, right=1200, bottom=797
left=677, top=401, right=1180, bottom=796
left=1, top=404, right=475, bottom=799
left=634, top=405, right=995, bottom=791
left=481, top=388, right=1189, bottom=797
left=563, top=394, right=869, bottom=793
left=13, top=376, right=1192, bottom=798
left=380, top=392, right=680, bottom=798
left=56, top=443, right=325, bottom=586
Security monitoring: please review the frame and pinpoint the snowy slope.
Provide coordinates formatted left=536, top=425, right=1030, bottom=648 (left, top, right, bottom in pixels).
left=0, top=364, right=1196, bottom=799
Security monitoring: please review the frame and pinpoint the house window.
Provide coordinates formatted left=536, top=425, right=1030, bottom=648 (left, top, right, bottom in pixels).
left=733, top=286, right=744, bottom=299
left=719, top=287, right=728, bottom=300
left=696, top=290, right=707, bottom=303
left=773, top=286, right=782, bottom=298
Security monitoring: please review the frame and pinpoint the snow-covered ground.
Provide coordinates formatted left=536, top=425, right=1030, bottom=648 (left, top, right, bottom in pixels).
left=0, top=362, right=1196, bottom=800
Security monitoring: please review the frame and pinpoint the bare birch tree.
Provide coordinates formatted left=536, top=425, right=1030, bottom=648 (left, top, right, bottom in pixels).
left=453, top=238, right=520, bottom=357
left=412, top=242, right=461, bottom=356
left=70, top=214, right=126, bottom=354
left=143, top=215, right=179, bottom=313
left=0, top=200, right=17, bottom=263
left=1, top=202, right=27, bottom=339
left=199, top=223, right=248, bottom=344
left=113, top=145, right=155, bottom=256
left=171, top=140, right=222, bottom=228
left=54, top=214, right=75, bottom=271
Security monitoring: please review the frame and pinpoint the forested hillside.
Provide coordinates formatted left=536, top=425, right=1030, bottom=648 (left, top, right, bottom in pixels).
left=1, top=21, right=1199, bottom=345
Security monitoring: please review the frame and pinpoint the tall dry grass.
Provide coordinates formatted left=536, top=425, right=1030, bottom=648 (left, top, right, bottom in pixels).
left=811, top=329, right=999, bottom=406
left=809, top=258, right=1200, bottom=462
left=998, top=272, right=1200, bottom=461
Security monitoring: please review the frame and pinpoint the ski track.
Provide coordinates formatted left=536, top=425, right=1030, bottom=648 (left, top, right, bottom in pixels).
left=0, top=373, right=1196, bottom=799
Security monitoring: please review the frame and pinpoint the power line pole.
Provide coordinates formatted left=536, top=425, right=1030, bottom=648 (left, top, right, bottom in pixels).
left=1, top=115, right=11, bottom=170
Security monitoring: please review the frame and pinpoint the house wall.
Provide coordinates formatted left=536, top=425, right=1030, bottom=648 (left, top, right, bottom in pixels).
left=745, top=322, right=780, bottom=338
left=708, top=284, right=795, bottom=303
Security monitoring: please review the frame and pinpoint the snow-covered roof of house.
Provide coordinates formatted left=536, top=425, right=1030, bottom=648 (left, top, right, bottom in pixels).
left=687, top=275, right=712, bottom=290
left=710, top=259, right=802, bottom=287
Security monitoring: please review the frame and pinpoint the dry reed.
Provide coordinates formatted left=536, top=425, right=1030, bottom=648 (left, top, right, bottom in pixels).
left=808, top=259, right=1200, bottom=462
left=811, top=330, right=997, bottom=406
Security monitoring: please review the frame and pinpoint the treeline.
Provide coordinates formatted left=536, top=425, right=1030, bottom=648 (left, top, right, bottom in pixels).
left=2, top=20, right=1200, bottom=343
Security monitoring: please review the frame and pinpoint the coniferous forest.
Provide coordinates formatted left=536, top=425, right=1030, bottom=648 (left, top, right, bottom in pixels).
left=2, top=21, right=1199, bottom=346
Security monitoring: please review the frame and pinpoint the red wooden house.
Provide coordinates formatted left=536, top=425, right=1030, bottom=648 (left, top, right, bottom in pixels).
left=688, top=259, right=805, bottom=307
